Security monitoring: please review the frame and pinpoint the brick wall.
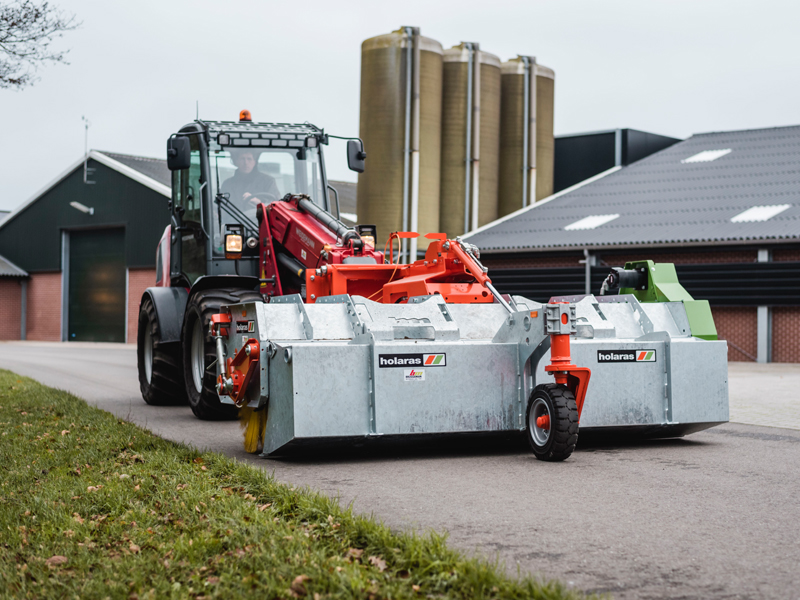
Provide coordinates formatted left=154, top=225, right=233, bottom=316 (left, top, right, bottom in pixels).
left=481, top=248, right=763, bottom=270
left=482, top=254, right=584, bottom=269
left=773, top=248, right=800, bottom=262
left=26, top=272, right=61, bottom=341
left=127, top=268, right=156, bottom=343
left=599, top=249, right=759, bottom=266
left=0, top=279, right=23, bottom=340
left=772, top=307, right=800, bottom=363
left=711, top=307, right=757, bottom=362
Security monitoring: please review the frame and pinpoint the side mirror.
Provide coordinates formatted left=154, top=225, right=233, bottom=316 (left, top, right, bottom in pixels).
left=167, top=136, right=191, bottom=171
left=347, top=139, right=366, bottom=173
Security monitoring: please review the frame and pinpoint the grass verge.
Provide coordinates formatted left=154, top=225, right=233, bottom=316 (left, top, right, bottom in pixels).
left=0, top=370, right=592, bottom=600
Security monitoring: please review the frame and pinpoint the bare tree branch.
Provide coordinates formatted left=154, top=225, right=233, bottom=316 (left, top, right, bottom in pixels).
left=0, top=0, right=80, bottom=89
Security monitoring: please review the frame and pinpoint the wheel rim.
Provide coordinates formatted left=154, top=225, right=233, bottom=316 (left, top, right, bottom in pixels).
left=190, top=318, right=205, bottom=394
left=529, top=397, right=551, bottom=447
left=143, top=327, right=153, bottom=384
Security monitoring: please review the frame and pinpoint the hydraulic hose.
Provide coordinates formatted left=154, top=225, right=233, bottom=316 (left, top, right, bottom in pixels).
left=296, top=196, right=362, bottom=247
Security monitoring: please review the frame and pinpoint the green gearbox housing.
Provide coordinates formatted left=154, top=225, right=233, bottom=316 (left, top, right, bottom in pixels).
left=620, top=260, right=718, bottom=341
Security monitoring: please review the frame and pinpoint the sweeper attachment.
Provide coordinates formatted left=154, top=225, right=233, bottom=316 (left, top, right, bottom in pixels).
left=211, top=285, right=591, bottom=461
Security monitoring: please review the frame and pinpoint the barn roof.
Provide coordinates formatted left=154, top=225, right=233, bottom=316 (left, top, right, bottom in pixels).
left=464, top=124, right=800, bottom=252
left=0, top=254, right=27, bottom=277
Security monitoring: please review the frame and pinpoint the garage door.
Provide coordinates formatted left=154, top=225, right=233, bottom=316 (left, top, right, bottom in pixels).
left=68, top=228, right=126, bottom=342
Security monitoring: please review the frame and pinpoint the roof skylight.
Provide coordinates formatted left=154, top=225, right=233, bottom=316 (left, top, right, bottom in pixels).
left=681, top=149, right=732, bottom=163
left=564, top=214, right=620, bottom=231
left=730, top=204, right=791, bottom=223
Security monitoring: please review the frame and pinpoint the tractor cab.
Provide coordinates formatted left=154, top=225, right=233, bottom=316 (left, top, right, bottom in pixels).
left=165, top=115, right=362, bottom=287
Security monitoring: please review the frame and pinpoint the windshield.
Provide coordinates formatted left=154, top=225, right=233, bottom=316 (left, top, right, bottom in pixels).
left=208, top=144, right=326, bottom=255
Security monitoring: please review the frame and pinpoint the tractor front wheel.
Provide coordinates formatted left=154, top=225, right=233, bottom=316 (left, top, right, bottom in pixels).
left=182, top=288, right=263, bottom=420
left=137, top=296, right=186, bottom=406
left=526, top=383, right=579, bottom=461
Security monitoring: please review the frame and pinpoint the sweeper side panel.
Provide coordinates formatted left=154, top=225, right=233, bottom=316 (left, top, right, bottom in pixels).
left=534, top=294, right=729, bottom=436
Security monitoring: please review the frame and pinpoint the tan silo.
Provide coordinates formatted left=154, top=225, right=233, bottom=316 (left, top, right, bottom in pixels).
left=357, top=27, right=443, bottom=259
left=535, top=65, right=555, bottom=202
left=439, top=43, right=501, bottom=238
left=498, top=57, right=555, bottom=218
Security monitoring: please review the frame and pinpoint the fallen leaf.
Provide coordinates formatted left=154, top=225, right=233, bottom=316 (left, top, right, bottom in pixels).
left=176, top=484, right=188, bottom=490
left=243, top=493, right=255, bottom=501
left=72, top=513, right=85, bottom=524
left=61, top=430, right=69, bottom=436
left=206, top=576, right=220, bottom=585
left=200, top=466, right=207, bottom=471
left=129, top=542, right=140, bottom=553
left=290, top=574, right=310, bottom=596
left=134, top=485, right=140, bottom=491
left=345, top=548, right=364, bottom=561
left=368, top=556, right=387, bottom=572
left=46, top=555, right=67, bottom=566
left=412, top=584, right=421, bottom=592
left=64, top=530, right=74, bottom=538
left=192, top=457, right=204, bottom=464
left=258, top=503, right=271, bottom=511
left=87, top=485, right=103, bottom=493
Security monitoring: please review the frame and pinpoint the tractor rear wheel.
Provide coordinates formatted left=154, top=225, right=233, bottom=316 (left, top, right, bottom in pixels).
left=182, top=288, right=263, bottom=420
left=137, top=296, right=186, bottom=405
left=526, top=383, right=579, bottom=461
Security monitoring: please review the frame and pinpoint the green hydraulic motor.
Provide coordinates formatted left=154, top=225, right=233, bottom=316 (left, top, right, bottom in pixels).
left=600, top=260, right=717, bottom=341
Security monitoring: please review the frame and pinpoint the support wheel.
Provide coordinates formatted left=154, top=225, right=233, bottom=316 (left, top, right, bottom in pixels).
left=526, top=383, right=579, bottom=461
left=182, top=288, right=263, bottom=420
left=137, top=296, right=186, bottom=405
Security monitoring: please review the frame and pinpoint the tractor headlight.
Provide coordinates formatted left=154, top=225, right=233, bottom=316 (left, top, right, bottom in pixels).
left=225, top=234, right=243, bottom=259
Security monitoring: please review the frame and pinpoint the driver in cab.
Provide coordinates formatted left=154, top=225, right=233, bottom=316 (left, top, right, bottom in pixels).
left=221, top=149, right=280, bottom=215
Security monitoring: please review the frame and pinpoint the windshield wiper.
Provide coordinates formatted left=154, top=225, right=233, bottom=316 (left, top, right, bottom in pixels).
left=214, top=193, right=259, bottom=237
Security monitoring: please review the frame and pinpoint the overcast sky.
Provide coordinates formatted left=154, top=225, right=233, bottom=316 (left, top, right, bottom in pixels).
left=1, top=0, right=798, bottom=211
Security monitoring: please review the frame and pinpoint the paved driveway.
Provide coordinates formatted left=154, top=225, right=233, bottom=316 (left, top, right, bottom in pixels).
left=1, top=342, right=798, bottom=599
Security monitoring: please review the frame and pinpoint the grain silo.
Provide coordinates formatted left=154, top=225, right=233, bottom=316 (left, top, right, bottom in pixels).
left=439, top=43, right=501, bottom=238
left=498, top=56, right=555, bottom=218
left=357, top=27, right=443, bottom=259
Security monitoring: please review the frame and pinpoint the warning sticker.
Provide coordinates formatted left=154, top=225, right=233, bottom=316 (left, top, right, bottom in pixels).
left=236, top=320, right=255, bottom=334
left=597, top=349, right=656, bottom=363
left=404, top=369, right=425, bottom=382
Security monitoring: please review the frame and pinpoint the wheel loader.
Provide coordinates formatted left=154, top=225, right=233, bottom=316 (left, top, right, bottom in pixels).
left=137, top=112, right=728, bottom=462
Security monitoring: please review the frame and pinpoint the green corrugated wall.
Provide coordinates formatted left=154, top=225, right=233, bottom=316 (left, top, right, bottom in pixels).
left=0, top=159, right=170, bottom=272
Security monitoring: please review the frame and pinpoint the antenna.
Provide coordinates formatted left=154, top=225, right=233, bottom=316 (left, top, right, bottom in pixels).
left=81, top=116, right=95, bottom=185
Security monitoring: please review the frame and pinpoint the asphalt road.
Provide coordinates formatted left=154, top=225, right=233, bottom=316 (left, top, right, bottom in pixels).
left=1, top=341, right=798, bottom=600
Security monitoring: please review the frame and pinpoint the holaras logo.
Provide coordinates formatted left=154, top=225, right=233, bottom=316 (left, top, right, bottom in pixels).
left=379, top=353, right=447, bottom=368
left=404, top=369, right=425, bottom=382
left=597, top=349, right=657, bottom=363
left=236, top=320, right=255, bottom=334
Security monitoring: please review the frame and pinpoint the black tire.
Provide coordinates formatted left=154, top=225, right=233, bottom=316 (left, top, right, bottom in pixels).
left=526, top=383, right=579, bottom=461
left=182, top=288, right=263, bottom=420
left=137, top=296, right=187, bottom=406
